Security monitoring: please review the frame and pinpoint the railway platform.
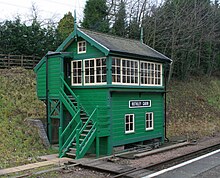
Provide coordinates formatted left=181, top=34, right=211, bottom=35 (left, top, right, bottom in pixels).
left=144, top=149, right=220, bottom=178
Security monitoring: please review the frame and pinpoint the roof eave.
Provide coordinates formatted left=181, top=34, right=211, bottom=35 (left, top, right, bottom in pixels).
left=109, top=50, right=172, bottom=63
left=77, top=29, right=109, bottom=56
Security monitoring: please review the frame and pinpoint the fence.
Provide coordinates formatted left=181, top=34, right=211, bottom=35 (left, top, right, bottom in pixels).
left=0, top=54, right=41, bottom=69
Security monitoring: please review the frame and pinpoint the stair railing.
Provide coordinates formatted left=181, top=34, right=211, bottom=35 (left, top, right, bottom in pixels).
left=60, top=76, right=79, bottom=109
left=59, top=114, right=81, bottom=157
left=59, top=75, right=82, bottom=157
left=76, top=107, right=98, bottom=158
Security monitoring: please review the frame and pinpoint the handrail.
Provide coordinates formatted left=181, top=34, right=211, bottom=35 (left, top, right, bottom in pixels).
left=60, top=76, right=79, bottom=108
left=60, top=89, right=78, bottom=112
left=80, top=123, right=97, bottom=149
left=79, top=107, right=97, bottom=136
left=61, top=109, right=80, bottom=139
left=59, top=76, right=99, bottom=158
left=76, top=107, right=98, bottom=157
left=60, top=123, right=81, bottom=156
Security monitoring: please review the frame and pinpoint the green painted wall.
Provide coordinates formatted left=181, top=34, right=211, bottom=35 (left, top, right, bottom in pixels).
left=73, top=88, right=110, bottom=155
left=65, top=37, right=105, bottom=59
left=36, top=61, right=46, bottom=99
left=48, top=56, right=62, bottom=98
left=111, top=92, right=164, bottom=146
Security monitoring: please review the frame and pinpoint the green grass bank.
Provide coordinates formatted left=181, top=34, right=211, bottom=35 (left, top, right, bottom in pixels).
left=0, top=68, right=219, bottom=168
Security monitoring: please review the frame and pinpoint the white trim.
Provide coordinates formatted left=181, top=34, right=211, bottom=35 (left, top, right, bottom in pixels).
left=77, top=41, right=86, bottom=54
left=125, top=114, right=135, bottom=134
left=83, top=58, right=107, bottom=86
left=71, top=60, right=82, bottom=86
left=145, top=112, right=154, bottom=131
left=140, top=61, right=163, bottom=87
left=112, top=58, right=139, bottom=86
left=78, top=29, right=110, bottom=53
left=143, top=149, right=220, bottom=178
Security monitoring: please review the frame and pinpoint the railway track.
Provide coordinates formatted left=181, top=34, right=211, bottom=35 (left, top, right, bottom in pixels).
left=112, top=143, right=220, bottom=178
left=12, top=142, right=220, bottom=178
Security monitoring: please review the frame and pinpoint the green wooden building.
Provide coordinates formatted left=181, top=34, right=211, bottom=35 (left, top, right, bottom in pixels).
left=34, top=23, right=172, bottom=159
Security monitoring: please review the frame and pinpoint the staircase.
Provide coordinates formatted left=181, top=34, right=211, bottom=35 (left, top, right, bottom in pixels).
left=58, top=76, right=98, bottom=159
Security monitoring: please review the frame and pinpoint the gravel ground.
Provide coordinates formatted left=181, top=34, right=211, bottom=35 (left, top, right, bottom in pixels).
left=39, top=134, right=220, bottom=178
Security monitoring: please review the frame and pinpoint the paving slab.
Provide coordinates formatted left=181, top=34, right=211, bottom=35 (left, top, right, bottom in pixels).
left=0, top=157, right=72, bottom=176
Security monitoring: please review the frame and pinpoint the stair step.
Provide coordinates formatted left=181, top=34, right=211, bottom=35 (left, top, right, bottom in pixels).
left=69, top=147, right=76, bottom=151
left=66, top=152, right=76, bottom=157
left=81, top=134, right=87, bottom=137
left=83, top=130, right=90, bottom=132
left=72, top=143, right=76, bottom=146
left=81, top=117, right=88, bottom=120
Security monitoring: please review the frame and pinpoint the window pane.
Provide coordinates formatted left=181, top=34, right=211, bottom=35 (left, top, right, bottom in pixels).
left=102, top=75, right=106, bottom=82
left=90, top=60, right=94, bottom=66
left=126, top=124, right=129, bottom=131
left=130, top=124, right=133, bottom=130
left=90, top=76, right=94, bottom=83
left=85, top=61, right=89, bottom=67
left=97, top=76, right=101, bottom=82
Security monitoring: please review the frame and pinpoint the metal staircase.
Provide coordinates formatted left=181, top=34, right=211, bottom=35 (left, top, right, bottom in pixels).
left=58, top=76, right=98, bottom=159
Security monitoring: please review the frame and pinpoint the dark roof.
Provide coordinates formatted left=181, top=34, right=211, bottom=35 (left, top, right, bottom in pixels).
left=79, top=28, right=171, bottom=62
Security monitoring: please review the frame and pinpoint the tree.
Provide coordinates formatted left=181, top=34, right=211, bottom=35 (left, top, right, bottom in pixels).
left=82, top=0, right=109, bottom=33
left=111, top=0, right=127, bottom=37
left=57, top=12, right=74, bottom=41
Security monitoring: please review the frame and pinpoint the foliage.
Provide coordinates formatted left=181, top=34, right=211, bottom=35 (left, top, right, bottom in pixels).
left=111, top=0, right=127, bottom=37
left=81, top=0, right=109, bottom=33
left=167, top=77, right=220, bottom=139
left=0, top=0, right=220, bottom=79
left=57, top=12, right=74, bottom=42
left=0, top=16, right=59, bottom=58
left=0, top=68, right=55, bottom=168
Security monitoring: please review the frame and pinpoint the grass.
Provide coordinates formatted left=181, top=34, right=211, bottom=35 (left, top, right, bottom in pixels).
left=0, top=68, right=220, bottom=169
left=166, top=77, right=220, bottom=140
left=0, top=68, right=55, bottom=169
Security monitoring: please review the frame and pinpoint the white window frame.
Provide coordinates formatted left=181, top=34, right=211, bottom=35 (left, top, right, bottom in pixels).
left=145, top=112, right=154, bottom=131
left=125, top=114, right=135, bottom=134
left=84, top=58, right=107, bottom=85
left=140, top=61, right=162, bottom=86
left=77, top=41, right=86, bottom=54
left=71, top=60, right=82, bottom=86
left=112, top=58, right=139, bottom=86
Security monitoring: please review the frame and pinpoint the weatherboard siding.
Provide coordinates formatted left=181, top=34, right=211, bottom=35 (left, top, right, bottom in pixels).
left=73, top=88, right=110, bottom=155
left=66, top=37, right=105, bottom=60
left=48, top=56, right=61, bottom=97
left=111, top=92, right=164, bottom=146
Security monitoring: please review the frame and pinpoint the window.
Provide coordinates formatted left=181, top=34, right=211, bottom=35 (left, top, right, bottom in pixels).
left=145, top=112, right=153, bottom=130
left=112, top=58, right=139, bottom=85
left=78, top=41, right=86, bottom=54
left=71, top=60, right=82, bottom=85
left=125, top=114, right=134, bottom=133
left=112, top=58, right=121, bottom=83
left=84, top=58, right=106, bottom=85
left=140, top=62, right=162, bottom=86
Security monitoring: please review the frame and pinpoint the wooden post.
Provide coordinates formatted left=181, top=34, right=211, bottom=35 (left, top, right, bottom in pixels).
left=8, top=54, right=10, bottom=69
left=59, top=127, right=62, bottom=157
left=76, top=129, right=80, bottom=158
left=96, top=136, right=100, bottom=158
left=33, top=56, right=35, bottom=68
left=21, top=55, right=24, bottom=67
